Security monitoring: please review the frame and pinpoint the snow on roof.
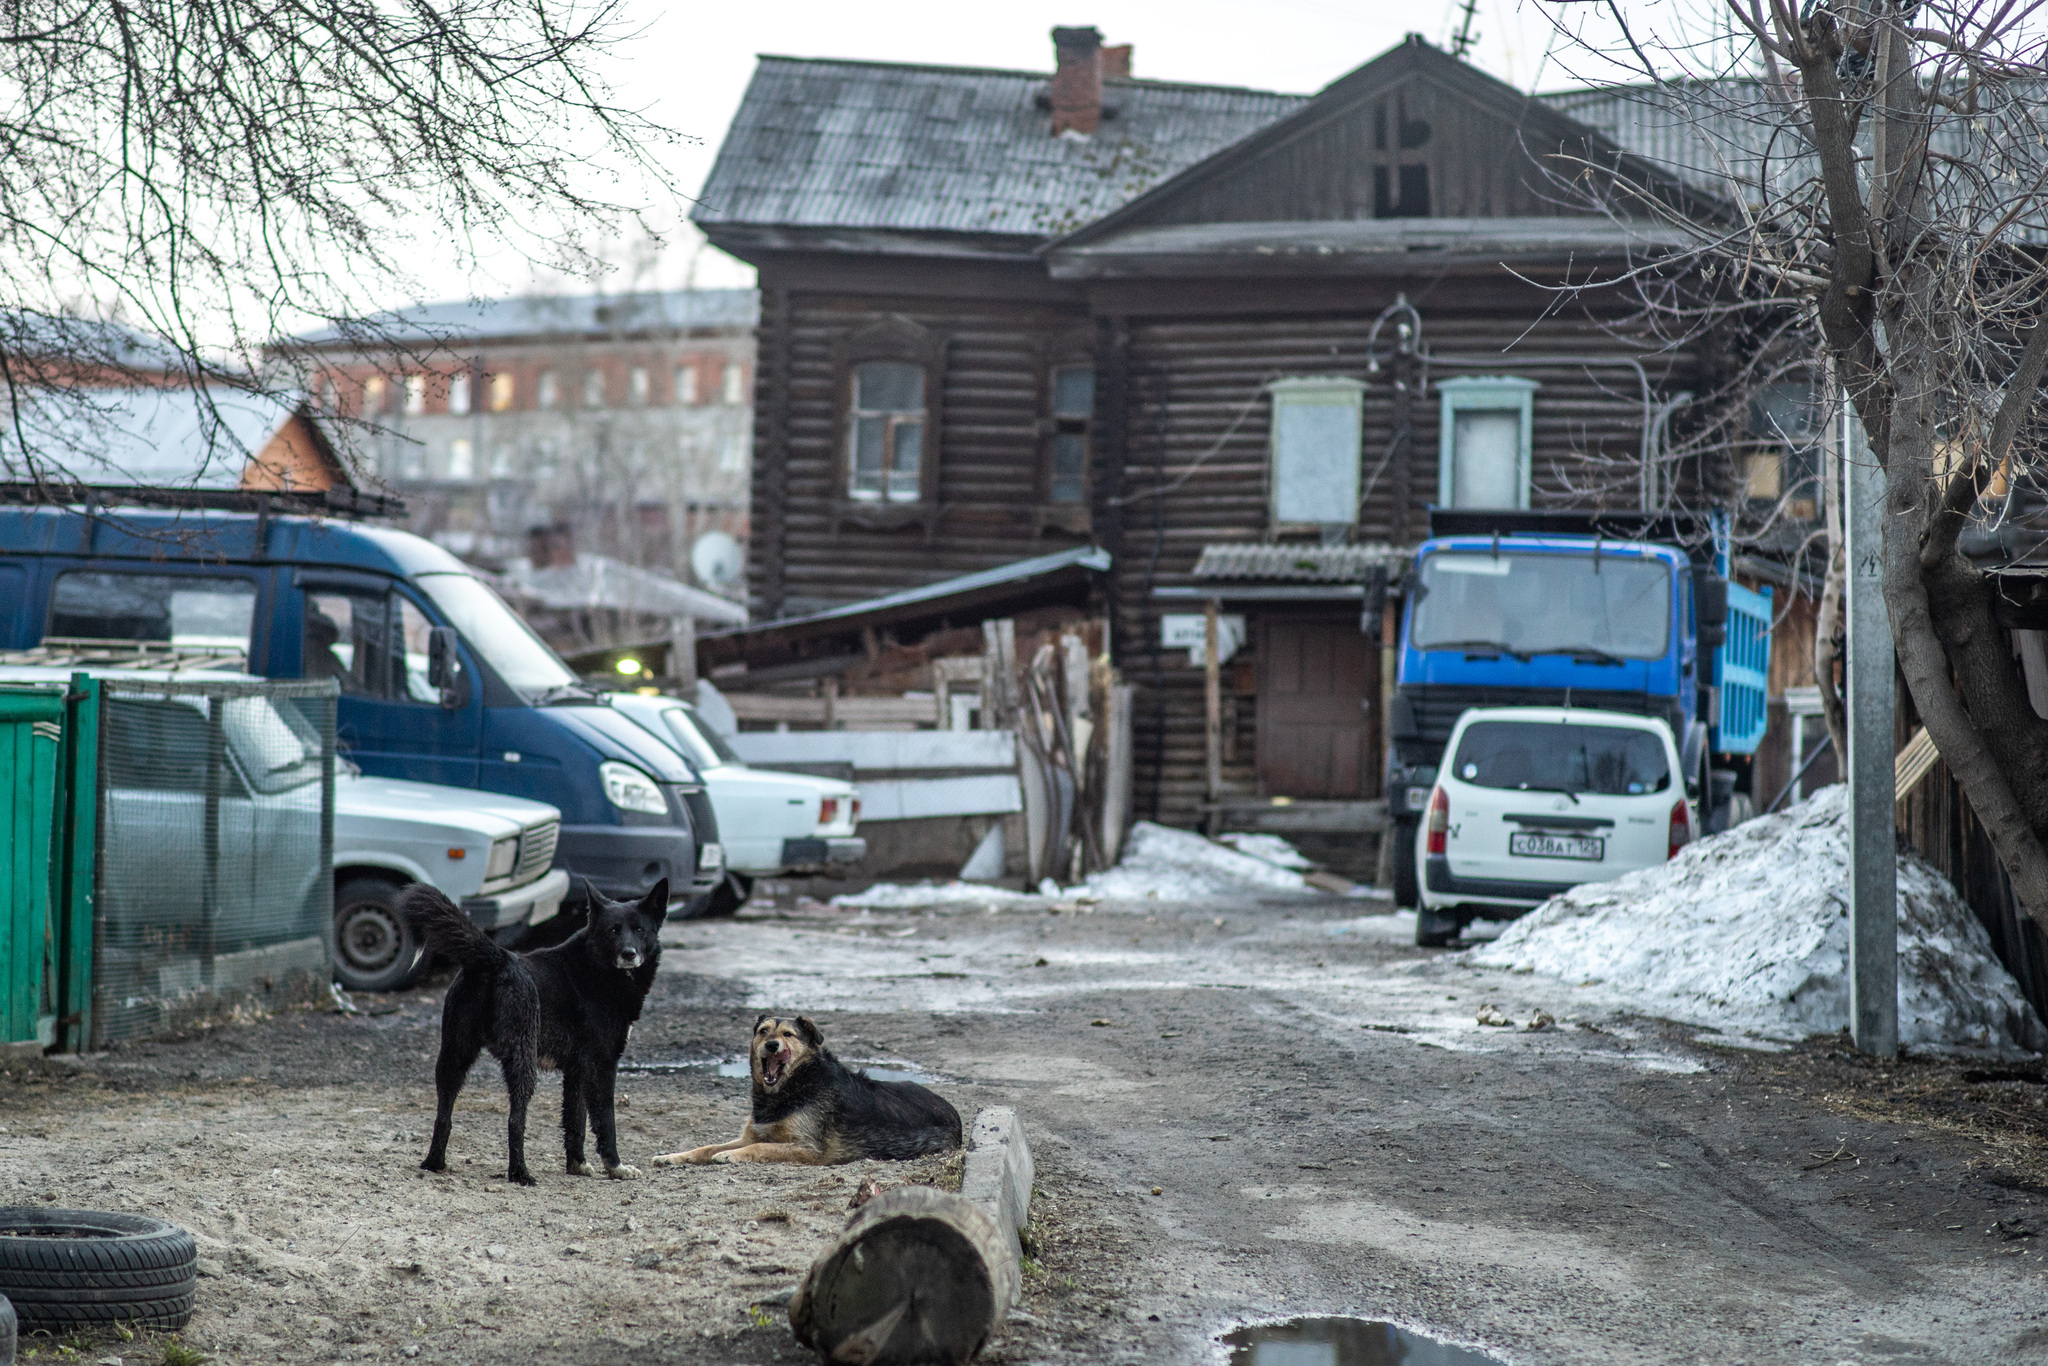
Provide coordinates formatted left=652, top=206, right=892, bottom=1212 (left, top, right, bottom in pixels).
left=0, top=384, right=312, bottom=488
left=293, top=289, right=759, bottom=348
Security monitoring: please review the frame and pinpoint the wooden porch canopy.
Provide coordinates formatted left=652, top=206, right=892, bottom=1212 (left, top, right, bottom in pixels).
left=699, top=546, right=1112, bottom=682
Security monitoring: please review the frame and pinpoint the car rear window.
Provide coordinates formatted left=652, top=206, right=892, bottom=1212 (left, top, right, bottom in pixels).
left=1451, top=721, right=1670, bottom=796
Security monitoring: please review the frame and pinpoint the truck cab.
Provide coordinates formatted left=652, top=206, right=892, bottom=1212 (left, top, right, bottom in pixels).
left=1384, top=510, right=1747, bottom=906
left=0, top=502, right=720, bottom=914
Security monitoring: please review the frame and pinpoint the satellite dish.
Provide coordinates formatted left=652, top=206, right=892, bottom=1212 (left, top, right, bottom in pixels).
left=690, top=530, right=744, bottom=588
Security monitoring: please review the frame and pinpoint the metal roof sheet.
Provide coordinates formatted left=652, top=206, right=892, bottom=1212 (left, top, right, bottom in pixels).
left=1192, top=543, right=1402, bottom=582
left=695, top=57, right=1306, bottom=241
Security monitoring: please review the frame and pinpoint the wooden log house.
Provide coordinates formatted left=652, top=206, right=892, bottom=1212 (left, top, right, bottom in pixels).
left=696, top=31, right=1743, bottom=870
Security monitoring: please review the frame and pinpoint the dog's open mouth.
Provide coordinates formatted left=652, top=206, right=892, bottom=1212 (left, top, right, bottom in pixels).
left=759, top=1051, right=790, bottom=1087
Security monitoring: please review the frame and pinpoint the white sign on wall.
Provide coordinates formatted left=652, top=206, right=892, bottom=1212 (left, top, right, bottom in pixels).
left=1160, top=612, right=1245, bottom=666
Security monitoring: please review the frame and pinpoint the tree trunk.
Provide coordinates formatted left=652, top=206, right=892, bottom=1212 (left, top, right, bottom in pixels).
left=788, top=1186, right=1018, bottom=1366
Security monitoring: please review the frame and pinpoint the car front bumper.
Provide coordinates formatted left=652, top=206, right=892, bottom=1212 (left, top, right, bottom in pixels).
left=556, top=823, right=699, bottom=907
left=463, top=866, right=572, bottom=932
left=776, top=836, right=867, bottom=875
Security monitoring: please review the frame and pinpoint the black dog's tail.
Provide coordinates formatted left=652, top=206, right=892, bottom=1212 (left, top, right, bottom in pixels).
left=401, top=883, right=509, bottom=975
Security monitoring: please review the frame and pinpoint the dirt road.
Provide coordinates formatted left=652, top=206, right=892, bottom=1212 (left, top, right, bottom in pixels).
left=7, top=891, right=2048, bottom=1364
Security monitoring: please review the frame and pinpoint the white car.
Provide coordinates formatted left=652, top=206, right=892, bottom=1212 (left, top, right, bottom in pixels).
left=608, top=693, right=863, bottom=915
left=1416, top=706, right=1695, bottom=947
left=332, top=773, right=569, bottom=991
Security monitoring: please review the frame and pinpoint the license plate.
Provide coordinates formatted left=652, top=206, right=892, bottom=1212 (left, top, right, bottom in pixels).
left=1509, top=831, right=1604, bottom=861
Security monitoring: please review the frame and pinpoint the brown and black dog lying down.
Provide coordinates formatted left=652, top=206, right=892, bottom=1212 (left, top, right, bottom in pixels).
left=653, top=1015, right=961, bottom=1166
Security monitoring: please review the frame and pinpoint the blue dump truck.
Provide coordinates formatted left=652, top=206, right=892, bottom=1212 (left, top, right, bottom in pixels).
left=0, top=496, right=724, bottom=938
left=1384, top=509, right=1772, bottom=908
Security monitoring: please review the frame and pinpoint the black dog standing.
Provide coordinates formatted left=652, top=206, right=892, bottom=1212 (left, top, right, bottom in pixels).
left=403, top=879, right=667, bottom=1185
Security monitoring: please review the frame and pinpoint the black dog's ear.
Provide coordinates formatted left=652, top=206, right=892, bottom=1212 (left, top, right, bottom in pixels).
left=753, top=1012, right=772, bottom=1031
left=795, top=1017, right=823, bottom=1048
left=638, top=877, right=670, bottom=923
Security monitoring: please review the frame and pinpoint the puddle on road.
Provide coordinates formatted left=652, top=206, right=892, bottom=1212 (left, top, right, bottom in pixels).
left=1225, top=1317, right=1507, bottom=1366
left=618, top=1057, right=948, bottom=1084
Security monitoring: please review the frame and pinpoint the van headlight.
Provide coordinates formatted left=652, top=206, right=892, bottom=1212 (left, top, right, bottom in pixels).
left=600, top=762, right=668, bottom=815
left=485, top=837, right=519, bottom=880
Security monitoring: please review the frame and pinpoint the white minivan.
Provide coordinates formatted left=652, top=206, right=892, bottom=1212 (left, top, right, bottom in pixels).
left=1415, top=706, right=1695, bottom=947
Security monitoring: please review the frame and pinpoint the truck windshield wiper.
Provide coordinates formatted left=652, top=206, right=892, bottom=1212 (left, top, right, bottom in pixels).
left=1428, top=639, right=1532, bottom=662
left=1550, top=644, right=1625, bottom=665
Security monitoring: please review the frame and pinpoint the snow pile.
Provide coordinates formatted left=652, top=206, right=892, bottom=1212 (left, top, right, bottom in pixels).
left=831, top=881, right=1044, bottom=909
left=1082, top=821, right=1309, bottom=900
left=1215, top=832, right=1315, bottom=871
left=1468, top=785, right=2048, bottom=1052
left=833, top=821, right=1310, bottom=908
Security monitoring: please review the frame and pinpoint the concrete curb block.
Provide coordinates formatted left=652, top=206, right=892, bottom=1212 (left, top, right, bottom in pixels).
left=960, top=1106, right=1033, bottom=1266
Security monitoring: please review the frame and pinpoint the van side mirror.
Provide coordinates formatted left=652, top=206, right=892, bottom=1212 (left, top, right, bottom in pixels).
left=427, top=626, right=465, bottom=709
left=1692, top=571, right=1729, bottom=652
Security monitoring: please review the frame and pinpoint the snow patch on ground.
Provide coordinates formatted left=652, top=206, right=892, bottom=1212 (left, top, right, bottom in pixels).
left=833, top=821, right=1311, bottom=908
left=1083, top=822, right=1310, bottom=900
left=1468, top=785, right=2047, bottom=1053
left=1214, top=832, right=1315, bottom=871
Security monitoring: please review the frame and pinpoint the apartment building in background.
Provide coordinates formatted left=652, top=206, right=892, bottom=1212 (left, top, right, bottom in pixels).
left=293, top=289, right=756, bottom=596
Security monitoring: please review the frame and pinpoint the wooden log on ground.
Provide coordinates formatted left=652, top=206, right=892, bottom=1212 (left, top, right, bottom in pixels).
left=788, top=1186, right=1018, bottom=1366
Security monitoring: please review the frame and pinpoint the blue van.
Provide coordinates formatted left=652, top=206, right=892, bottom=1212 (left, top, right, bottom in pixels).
left=0, top=502, right=722, bottom=921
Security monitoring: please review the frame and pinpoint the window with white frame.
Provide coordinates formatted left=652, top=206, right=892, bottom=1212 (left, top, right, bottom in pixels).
left=582, top=369, right=605, bottom=408
left=536, top=371, right=558, bottom=410
left=1268, top=376, right=1365, bottom=528
left=629, top=367, right=650, bottom=406
left=675, top=364, right=698, bottom=406
left=448, top=372, right=471, bottom=416
left=848, top=361, right=924, bottom=502
left=404, top=374, right=426, bottom=415
left=722, top=362, right=745, bottom=406
left=1437, top=377, right=1537, bottom=509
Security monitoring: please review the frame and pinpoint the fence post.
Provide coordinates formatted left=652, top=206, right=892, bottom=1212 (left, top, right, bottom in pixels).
left=57, top=674, right=99, bottom=1053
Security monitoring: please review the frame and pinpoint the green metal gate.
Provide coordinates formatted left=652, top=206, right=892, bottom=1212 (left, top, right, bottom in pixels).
left=0, top=675, right=100, bottom=1052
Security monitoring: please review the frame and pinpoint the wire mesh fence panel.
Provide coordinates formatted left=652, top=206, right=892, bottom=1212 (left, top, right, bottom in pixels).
left=93, top=677, right=336, bottom=1045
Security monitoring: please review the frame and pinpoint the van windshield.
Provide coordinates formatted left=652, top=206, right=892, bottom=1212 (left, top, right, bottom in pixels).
left=1411, top=551, right=1671, bottom=660
left=1451, top=720, right=1670, bottom=796
left=413, top=573, right=578, bottom=696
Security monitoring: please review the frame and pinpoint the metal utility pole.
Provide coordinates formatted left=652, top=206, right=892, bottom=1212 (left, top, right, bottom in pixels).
left=1845, top=403, right=1898, bottom=1057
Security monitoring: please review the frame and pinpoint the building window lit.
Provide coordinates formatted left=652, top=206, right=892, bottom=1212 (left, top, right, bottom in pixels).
left=448, top=372, right=471, bottom=416
left=489, top=372, right=515, bottom=412
left=404, top=374, right=426, bottom=415
left=362, top=375, right=386, bottom=415
left=447, top=438, right=474, bottom=481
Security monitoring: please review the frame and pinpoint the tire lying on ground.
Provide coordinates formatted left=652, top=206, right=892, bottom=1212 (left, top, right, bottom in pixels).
left=0, top=1208, right=197, bottom=1333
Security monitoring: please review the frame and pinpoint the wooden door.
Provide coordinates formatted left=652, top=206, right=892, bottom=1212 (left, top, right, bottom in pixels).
left=1257, top=617, right=1376, bottom=798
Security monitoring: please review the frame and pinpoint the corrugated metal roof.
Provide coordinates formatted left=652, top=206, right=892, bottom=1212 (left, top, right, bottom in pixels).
left=295, top=289, right=759, bottom=347
left=1192, top=543, right=1402, bottom=582
left=694, top=56, right=1307, bottom=241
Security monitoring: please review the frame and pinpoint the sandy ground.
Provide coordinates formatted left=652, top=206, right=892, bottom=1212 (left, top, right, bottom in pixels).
left=9, top=890, right=2048, bottom=1365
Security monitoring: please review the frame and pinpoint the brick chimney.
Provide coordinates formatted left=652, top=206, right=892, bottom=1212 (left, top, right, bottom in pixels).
left=1049, top=26, right=1104, bottom=136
